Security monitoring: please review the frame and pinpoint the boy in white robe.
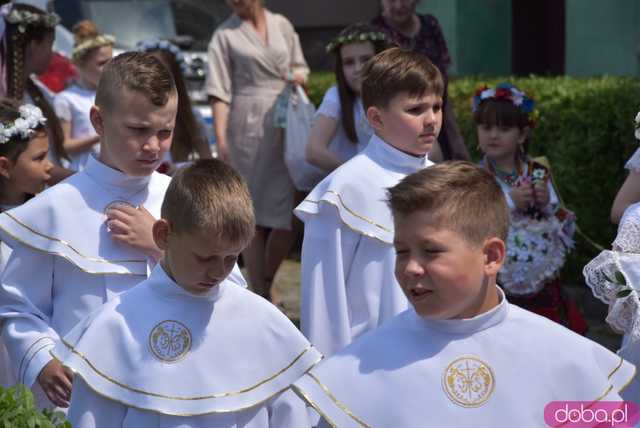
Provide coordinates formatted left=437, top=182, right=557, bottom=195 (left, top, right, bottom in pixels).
left=53, top=159, right=321, bottom=427
left=294, top=162, right=637, bottom=427
left=0, top=52, right=246, bottom=408
left=296, top=47, right=441, bottom=356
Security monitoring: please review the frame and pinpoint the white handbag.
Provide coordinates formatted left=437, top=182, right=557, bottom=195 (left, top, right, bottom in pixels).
left=284, top=84, right=326, bottom=191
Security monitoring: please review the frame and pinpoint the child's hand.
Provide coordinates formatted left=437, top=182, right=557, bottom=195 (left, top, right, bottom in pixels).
left=37, top=359, right=73, bottom=407
left=106, top=204, right=163, bottom=262
left=510, top=183, right=535, bottom=211
left=533, top=181, right=550, bottom=208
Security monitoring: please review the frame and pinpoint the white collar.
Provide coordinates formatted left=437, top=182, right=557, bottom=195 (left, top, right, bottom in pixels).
left=84, top=154, right=151, bottom=200
left=367, top=134, right=429, bottom=175
left=412, top=287, right=508, bottom=335
left=153, top=263, right=224, bottom=303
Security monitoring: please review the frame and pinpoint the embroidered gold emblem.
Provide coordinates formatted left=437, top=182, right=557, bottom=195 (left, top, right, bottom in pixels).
left=149, top=320, right=192, bottom=363
left=442, top=356, right=494, bottom=407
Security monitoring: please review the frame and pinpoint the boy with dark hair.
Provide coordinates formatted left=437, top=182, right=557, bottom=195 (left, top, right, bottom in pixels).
left=296, top=47, right=443, bottom=356
left=0, top=52, right=245, bottom=408
left=54, top=159, right=320, bottom=427
left=294, top=162, right=636, bottom=427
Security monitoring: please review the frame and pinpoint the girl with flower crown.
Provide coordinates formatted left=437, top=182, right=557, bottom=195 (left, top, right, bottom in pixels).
left=0, top=3, right=71, bottom=183
left=136, top=38, right=211, bottom=175
left=53, top=20, right=113, bottom=171
left=0, top=98, right=52, bottom=388
left=473, top=82, right=587, bottom=334
left=305, top=23, right=389, bottom=173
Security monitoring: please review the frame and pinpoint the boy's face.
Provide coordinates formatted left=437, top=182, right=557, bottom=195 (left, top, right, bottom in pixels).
left=393, top=210, right=504, bottom=320
left=154, top=221, right=245, bottom=295
left=368, top=91, right=442, bottom=157
left=91, top=87, right=177, bottom=176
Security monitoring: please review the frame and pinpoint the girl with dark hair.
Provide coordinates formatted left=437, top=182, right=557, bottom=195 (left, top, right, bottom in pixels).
left=1, top=3, right=71, bottom=182
left=474, top=82, right=586, bottom=334
left=136, top=39, right=212, bottom=174
left=53, top=20, right=113, bottom=171
left=306, top=23, right=389, bottom=173
left=0, top=98, right=52, bottom=388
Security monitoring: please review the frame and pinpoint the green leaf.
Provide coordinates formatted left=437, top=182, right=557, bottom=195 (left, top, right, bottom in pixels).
left=615, top=270, right=627, bottom=286
left=617, top=288, right=633, bottom=298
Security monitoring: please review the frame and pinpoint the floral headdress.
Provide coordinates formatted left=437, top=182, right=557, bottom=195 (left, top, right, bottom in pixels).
left=1, top=3, right=59, bottom=34
left=326, top=24, right=388, bottom=53
left=0, top=104, right=46, bottom=144
left=472, top=82, right=539, bottom=128
left=72, top=34, right=116, bottom=61
left=634, top=111, right=640, bottom=140
left=136, top=39, right=188, bottom=73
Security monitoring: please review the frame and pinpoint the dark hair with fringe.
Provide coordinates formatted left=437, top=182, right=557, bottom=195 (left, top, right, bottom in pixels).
left=473, top=98, right=532, bottom=154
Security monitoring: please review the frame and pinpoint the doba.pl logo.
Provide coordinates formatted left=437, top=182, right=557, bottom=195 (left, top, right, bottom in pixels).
left=544, top=401, right=640, bottom=427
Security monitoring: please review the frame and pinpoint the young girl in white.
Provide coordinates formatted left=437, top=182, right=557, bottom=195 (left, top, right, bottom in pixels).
left=611, top=112, right=640, bottom=223
left=474, top=83, right=587, bottom=333
left=136, top=39, right=212, bottom=175
left=305, top=23, right=388, bottom=173
left=53, top=20, right=114, bottom=171
left=0, top=99, right=53, bottom=388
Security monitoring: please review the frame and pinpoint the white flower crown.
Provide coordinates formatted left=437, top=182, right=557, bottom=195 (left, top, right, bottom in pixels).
left=0, top=104, right=46, bottom=144
left=72, top=34, right=116, bottom=61
left=2, top=4, right=60, bottom=34
left=136, top=39, right=188, bottom=73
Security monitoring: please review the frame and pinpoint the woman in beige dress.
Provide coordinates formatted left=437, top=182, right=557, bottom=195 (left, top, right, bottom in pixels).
left=207, top=0, right=308, bottom=302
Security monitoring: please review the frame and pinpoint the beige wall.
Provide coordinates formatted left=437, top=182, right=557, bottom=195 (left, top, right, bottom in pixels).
left=266, top=0, right=379, bottom=27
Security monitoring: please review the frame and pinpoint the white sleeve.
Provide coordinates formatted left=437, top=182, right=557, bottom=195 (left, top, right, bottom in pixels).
left=67, top=377, right=127, bottom=428
left=315, top=86, right=341, bottom=120
left=300, top=204, right=360, bottom=356
left=52, top=92, right=72, bottom=122
left=626, top=148, right=640, bottom=173
left=0, top=246, right=58, bottom=388
left=268, top=388, right=311, bottom=427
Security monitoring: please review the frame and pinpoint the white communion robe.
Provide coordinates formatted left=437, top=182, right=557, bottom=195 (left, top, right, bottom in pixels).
left=0, top=155, right=247, bottom=404
left=52, top=264, right=322, bottom=427
left=295, top=134, right=432, bottom=357
left=293, top=291, right=636, bottom=428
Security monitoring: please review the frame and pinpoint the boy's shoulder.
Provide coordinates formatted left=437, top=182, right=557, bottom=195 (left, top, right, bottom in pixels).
left=294, top=304, right=634, bottom=427
left=53, top=269, right=321, bottom=416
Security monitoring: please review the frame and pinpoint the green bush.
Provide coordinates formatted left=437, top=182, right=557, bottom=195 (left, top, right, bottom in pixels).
left=0, top=384, right=70, bottom=427
left=307, top=73, right=640, bottom=284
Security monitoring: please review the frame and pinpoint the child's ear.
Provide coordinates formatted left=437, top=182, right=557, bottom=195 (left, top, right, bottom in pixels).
left=89, top=105, right=104, bottom=137
left=0, top=156, right=13, bottom=180
left=152, top=219, right=171, bottom=251
left=366, top=106, right=384, bottom=132
left=483, top=237, right=505, bottom=276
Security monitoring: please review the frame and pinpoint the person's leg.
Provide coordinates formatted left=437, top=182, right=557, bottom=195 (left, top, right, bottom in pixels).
left=243, top=226, right=267, bottom=297
left=263, top=228, right=296, bottom=304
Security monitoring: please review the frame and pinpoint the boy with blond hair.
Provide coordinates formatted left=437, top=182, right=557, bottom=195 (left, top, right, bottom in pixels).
left=296, top=47, right=442, bottom=356
left=0, top=52, right=245, bottom=408
left=294, top=162, right=636, bottom=427
left=54, top=159, right=321, bottom=427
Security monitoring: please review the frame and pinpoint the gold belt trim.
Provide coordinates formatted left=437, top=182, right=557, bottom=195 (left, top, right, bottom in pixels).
left=291, top=384, right=337, bottom=428
left=3, top=212, right=146, bottom=264
left=60, top=338, right=318, bottom=400
left=307, top=372, right=371, bottom=428
left=594, top=357, right=637, bottom=401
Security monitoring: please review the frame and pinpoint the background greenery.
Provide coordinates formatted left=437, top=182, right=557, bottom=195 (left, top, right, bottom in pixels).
left=307, top=72, right=640, bottom=285
left=0, top=385, right=70, bottom=427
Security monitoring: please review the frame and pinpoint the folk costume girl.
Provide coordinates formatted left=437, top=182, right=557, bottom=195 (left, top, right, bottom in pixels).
left=474, top=83, right=587, bottom=334
left=53, top=20, right=114, bottom=171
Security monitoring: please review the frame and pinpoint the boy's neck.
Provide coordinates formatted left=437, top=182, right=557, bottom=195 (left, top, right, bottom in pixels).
left=0, top=189, right=27, bottom=207
left=374, top=132, right=427, bottom=159
left=454, top=280, right=501, bottom=320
